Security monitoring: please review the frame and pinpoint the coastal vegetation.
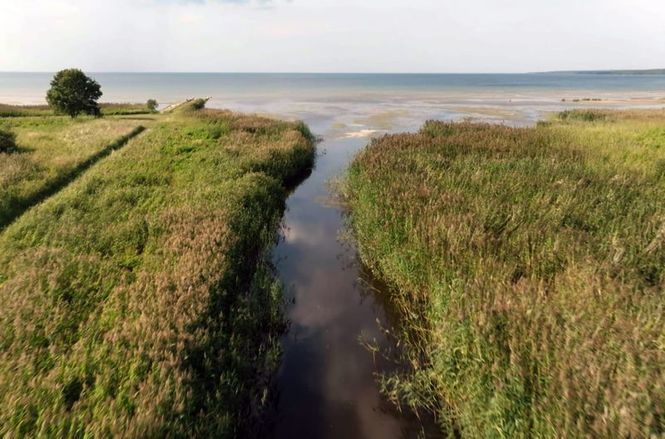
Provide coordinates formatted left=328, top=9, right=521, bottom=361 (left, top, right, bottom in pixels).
left=0, top=100, right=315, bottom=437
left=345, top=109, right=665, bottom=437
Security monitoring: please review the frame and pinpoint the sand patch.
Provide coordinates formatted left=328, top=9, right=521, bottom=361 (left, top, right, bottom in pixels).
left=354, top=110, right=410, bottom=131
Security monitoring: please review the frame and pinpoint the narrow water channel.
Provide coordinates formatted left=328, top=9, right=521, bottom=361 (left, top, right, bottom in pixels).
left=267, top=117, right=432, bottom=438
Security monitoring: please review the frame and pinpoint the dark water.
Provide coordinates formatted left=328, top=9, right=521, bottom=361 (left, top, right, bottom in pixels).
left=268, top=124, right=434, bottom=438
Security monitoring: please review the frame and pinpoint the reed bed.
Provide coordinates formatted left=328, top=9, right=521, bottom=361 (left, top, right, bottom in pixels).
left=345, top=109, right=665, bottom=437
left=0, top=103, right=314, bottom=437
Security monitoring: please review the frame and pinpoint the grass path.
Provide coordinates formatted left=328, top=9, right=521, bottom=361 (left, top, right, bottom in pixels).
left=0, top=116, right=152, bottom=229
left=0, top=125, right=146, bottom=229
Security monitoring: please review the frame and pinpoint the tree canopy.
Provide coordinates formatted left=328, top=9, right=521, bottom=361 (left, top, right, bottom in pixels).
left=46, top=69, right=102, bottom=118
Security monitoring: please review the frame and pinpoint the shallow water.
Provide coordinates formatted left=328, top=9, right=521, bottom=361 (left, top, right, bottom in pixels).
left=3, top=72, right=664, bottom=437
left=2, top=72, right=665, bottom=132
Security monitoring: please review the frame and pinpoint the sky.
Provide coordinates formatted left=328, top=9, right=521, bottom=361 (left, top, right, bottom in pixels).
left=1, top=0, right=664, bottom=73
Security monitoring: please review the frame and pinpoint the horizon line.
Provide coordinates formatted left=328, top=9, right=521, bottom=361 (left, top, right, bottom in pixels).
left=0, top=68, right=663, bottom=75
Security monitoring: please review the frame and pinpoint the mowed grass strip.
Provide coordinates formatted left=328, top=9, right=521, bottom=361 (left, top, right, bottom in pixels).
left=0, top=115, right=150, bottom=228
left=0, top=104, right=314, bottom=437
left=346, top=109, right=665, bottom=437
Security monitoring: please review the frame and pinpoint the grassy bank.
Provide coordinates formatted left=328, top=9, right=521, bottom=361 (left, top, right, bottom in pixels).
left=345, top=109, right=665, bottom=437
left=0, top=103, right=315, bottom=437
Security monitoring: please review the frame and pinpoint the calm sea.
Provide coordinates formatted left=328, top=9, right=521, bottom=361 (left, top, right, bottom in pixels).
left=1, top=72, right=664, bottom=132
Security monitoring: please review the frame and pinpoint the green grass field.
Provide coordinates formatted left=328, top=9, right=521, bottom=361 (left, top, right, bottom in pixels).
left=0, top=115, right=149, bottom=228
left=0, top=102, right=314, bottom=437
left=346, top=109, right=665, bottom=437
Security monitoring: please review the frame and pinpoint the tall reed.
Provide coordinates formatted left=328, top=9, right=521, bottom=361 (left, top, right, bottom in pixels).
left=346, top=110, right=665, bottom=437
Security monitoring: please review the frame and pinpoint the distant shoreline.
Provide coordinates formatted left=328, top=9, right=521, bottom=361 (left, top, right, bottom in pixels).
left=541, top=68, right=665, bottom=75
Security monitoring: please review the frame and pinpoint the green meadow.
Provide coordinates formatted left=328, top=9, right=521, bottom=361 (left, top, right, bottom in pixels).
left=0, top=101, right=314, bottom=437
left=345, top=109, right=665, bottom=437
left=0, top=113, right=149, bottom=228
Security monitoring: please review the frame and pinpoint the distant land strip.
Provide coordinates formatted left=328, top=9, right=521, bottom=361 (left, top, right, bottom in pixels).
left=541, top=68, right=665, bottom=75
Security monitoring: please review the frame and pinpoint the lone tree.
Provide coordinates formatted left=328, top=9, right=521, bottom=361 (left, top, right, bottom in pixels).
left=147, top=99, right=158, bottom=112
left=46, top=69, right=102, bottom=118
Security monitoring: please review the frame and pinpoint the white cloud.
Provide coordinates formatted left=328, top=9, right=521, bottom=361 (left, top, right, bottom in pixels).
left=0, top=0, right=664, bottom=72
left=155, top=0, right=277, bottom=4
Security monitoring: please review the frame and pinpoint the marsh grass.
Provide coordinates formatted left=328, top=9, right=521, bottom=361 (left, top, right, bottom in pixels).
left=0, top=103, right=314, bottom=437
left=346, top=109, right=665, bottom=437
